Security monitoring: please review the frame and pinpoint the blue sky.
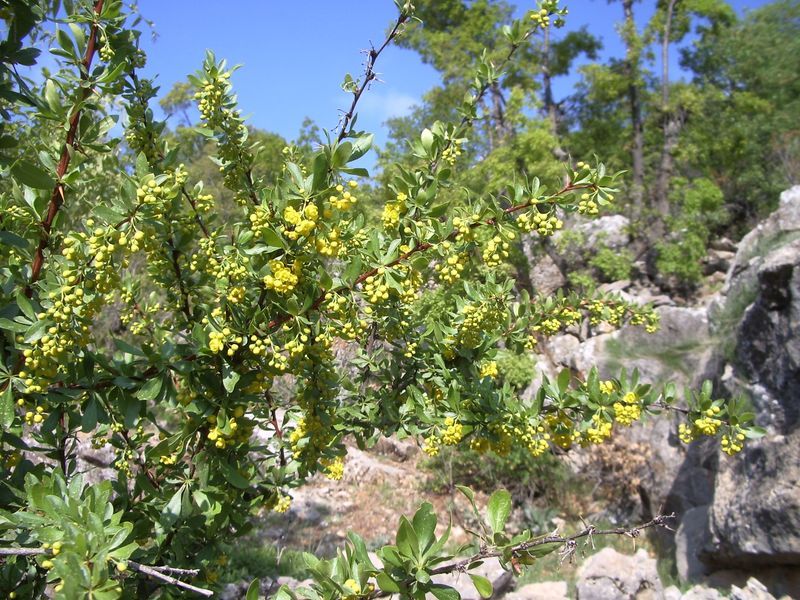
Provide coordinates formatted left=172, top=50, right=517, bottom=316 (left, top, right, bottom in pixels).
left=137, top=0, right=771, bottom=158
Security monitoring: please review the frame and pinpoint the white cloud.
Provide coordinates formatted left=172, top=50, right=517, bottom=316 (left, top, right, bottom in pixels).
left=359, top=90, right=419, bottom=121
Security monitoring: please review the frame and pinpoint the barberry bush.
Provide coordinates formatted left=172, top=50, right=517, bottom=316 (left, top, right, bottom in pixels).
left=0, top=0, right=762, bottom=597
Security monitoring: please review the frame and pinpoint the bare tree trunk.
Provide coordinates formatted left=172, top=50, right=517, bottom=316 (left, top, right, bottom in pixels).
left=542, top=24, right=568, bottom=161
left=622, top=0, right=646, bottom=212
left=489, top=82, right=511, bottom=144
left=653, top=0, right=681, bottom=226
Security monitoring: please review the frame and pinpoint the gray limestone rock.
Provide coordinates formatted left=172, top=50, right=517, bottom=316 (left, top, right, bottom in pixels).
left=576, top=548, right=664, bottom=599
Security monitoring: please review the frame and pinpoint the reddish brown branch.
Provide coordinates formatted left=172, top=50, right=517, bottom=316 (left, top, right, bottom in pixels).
left=26, top=0, right=106, bottom=297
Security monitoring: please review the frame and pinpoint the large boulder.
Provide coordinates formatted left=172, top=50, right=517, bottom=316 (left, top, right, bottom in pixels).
left=666, top=187, right=800, bottom=597
left=565, top=214, right=632, bottom=251
left=576, top=548, right=664, bottom=599
left=530, top=253, right=567, bottom=296
left=504, top=581, right=568, bottom=600
left=675, top=506, right=712, bottom=582
left=703, top=240, right=800, bottom=571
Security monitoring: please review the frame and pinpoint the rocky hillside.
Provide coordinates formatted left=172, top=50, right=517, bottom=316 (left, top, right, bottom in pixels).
left=528, top=186, right=800, bottom=599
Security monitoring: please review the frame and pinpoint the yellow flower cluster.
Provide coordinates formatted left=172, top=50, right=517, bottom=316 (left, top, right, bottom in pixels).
left=322, top=456, right=345, bottom=480
left=585, top=413, right=613, bottom=444
left=517, top=210, right=563, bottom=236
left=343, top=579, right=364, bottom=599
left=613, top=391, right=641, bottom=426
left=435, top=244, right=468, bottom=284
left=315, top=228, right=341, bottom=256
left=289, top=413, right=322, bottom=456
left=559, top=307, right=582, bottom=326
left=208, top=327, right=244, bottom=356
left=21, top=220, right=134, bottom=393
left=382, top=193, right=407, bottom=229
left=441, top=139, right=462, bottom=165
left=194, top=191, right=214, bottom=213
left=136, top=175, right=177, bottom=219
left=328, top=181, right=359, bottom=210
left=206, top=415, right=251, bottom=449
left=195, top=72, right=230, bottom=121
left=578, top=192, right=599, bottom=215
left=273, top=494, right=291, bottom=513
left=599, top=380, right=616, bottom=395
left=530, top=7, right=550, bottom=26
left=248, top=205, right=271, bottom=237
left=422, top=436, right=440, bottom=456
left=491, top=419, right=551, bottom=457
left=533, top=317, right=561, bottom=335
left=678, top=423, right=696, bottom=444
left=453, top=214, right=480, bottom=242
left=548, top=412, right=580, bottom=449
left=441, top=417, right=464, bottom=445
left=457, top=301, right=506, bottom=349
left=24, top=405, right=46, bottom=426
left=363, top=273, right=390, bottom=304
left=721, top=430, right=745, bottom=455
left=264, top=259, right=299, bottom=294
left=482, top=234, right=511, bottom=267
left=694, top=406, right=723, bottom=435
left=283, top=204, right=318, bottom=240
left=480, top=361, right=499, bottom=379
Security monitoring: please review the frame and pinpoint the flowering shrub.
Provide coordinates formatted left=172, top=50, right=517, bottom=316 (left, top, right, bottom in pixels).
left=0, top=0, right=762, bottom=597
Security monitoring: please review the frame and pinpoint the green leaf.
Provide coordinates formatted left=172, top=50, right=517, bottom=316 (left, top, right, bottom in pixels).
left=486, top=489, right=512, bottom=535
left=396, top=516, right=420, bottom=560
left=16, top=292, right=36, bottom=321
left=429, top=584, right=461, bottom=600
left=246, top=579, right=260, bottom=600
left=557, top=368, right=571, bottom=393
left=222, top=462, right=251, bottom=489
left=11, top=160, right=54, bottom=189
left=470, top=574, right=493, bottom=599
left=349, top=133, right=374, bottom=162
left=0, top=318, right=29, bottom=333
left=518, top=542, right=561, bottom=562
left=44, top=79, right=60, bottom=114
left=136, top=377, right=162, bottom=401
left=332, top=142, right=353, bottom=168
left=428, top=200, right=450, bottom=218
left=0, top=385, right=14, bottom=429
left=412, top=502, right=437, bottom=554
left=339, top=166, right=370, bottom=177
left=113, top=339, right=145, bottom=356
left=421, top=128, right=435, bottom=153
left=81, top=396, right=99, bottom=432
left=261, top=227, right=286, bottom=250
left=161, top=485, right=185, bottom=527
left=222, top=363, right=240, bottom=393
left=0, top=231, right=28, bottom=250
left=376, top=572, right=400, bottom=593
left=456, top=485, right=481, bottom=521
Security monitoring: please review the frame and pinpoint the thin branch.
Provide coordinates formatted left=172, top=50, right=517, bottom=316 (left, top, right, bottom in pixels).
left=336, top=12, right=410, bottom=144
left=128, top=561, right=213, bottom=597
left=0, top=547, right=46, bottom=556
left=145, top=564, right=200, bottom=576
left=428, top=514, right=675, bottom=577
